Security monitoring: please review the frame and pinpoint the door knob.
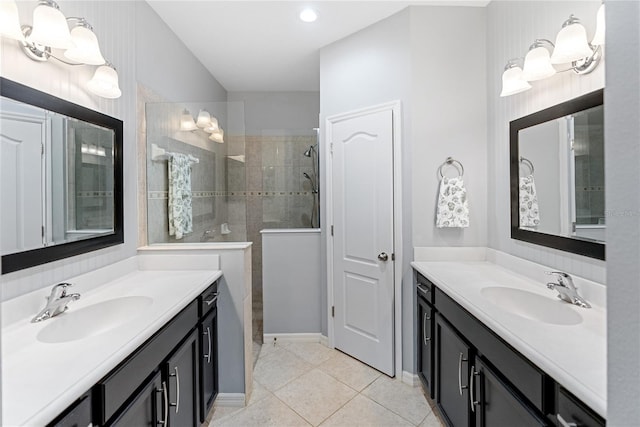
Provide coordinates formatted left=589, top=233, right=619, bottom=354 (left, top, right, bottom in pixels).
left=378, top=252, right=389, bottom=262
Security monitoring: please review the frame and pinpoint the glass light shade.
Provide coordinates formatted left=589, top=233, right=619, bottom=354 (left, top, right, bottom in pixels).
left=30, top=1, right=75, bottom=49
left=180, top=110, right=197, bottom=131
left=196, top=110, right=211, bottom=128
left=591, top=4, right=605, bottom=46
left=0, top=0, right=25, bottom=41
left=500, top=66, right=531, bottom=97
left=204, top=117, right=219, bottom=133
left=64, top=25, right=105, bottom=65
left=87, top=64, right=122, bottom=99
left=522, top=47, right=557, bottom=81
left=550, top=21, right=593, bottom=64
left=209, top=129, right=224, bottom=143
left=299, top=8, right=317, bottom=23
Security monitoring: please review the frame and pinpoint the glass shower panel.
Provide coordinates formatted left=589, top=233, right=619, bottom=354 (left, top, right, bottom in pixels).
left=145, top=101, right=246, bottom=244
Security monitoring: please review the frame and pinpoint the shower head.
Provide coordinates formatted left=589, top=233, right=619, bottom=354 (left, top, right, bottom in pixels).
left=303, top=144, right=317, bottom=157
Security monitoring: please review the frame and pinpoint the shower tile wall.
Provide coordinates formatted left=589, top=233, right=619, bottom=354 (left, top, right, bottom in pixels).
left=241, top=134, right=318, bottom=343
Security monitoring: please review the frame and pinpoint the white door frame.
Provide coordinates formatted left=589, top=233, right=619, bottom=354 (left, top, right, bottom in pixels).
left=325, top=100, right=403, bottom=377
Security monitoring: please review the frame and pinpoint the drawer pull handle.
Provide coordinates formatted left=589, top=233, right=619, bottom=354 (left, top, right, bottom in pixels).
left=469, top=366, right=479, bottom=412
left=422, top=313, right=430, bottom=345
left=205, top=293, right=219, bottom=306
left=156, top=381, right=168, bottom=425
left=557, top=414, right=578, bottom=427
left=417, top=285, right=430, bottom=297
left=458, top=353, right=468, bottom=396
left=170, top=366, right=180, bottom=413
left=204, top=326, right=212, bottom=363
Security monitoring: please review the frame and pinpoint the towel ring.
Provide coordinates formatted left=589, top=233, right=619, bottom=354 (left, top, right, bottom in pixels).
left=520, top=156, right=534, bottom=174
left=438, top=157, right=464, bottom=178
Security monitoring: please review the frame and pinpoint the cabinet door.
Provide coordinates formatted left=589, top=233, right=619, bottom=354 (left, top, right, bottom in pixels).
left=199, top=307, right=218, bottom=422
left=417, top=296, right=433, bottom=397
left=472, top=357, right=548, bottom=427
left=166, top=331, right=199, bottom=427
left=111, top=370, right=164, bottom=427
left=435, top=314, right=471, bottom=427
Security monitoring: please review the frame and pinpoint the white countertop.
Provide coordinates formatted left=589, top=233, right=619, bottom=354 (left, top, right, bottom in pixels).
left=412, top=260, right=606, bottom=418
left=2, top=265, right=222, bottom=426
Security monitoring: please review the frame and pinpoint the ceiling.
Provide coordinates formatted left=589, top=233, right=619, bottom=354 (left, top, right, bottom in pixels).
left=147, top=1, right=488, bottom=93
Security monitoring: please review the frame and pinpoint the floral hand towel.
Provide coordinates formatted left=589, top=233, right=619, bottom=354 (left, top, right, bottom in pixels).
left=436, top=176, right=469, bottom=228
left=519, top=174, right=540, bottom=228
left=168, top=153, right=193, bottom=239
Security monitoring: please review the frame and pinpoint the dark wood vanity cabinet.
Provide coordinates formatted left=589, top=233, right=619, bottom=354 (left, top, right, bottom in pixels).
left=166, top=331, right=199, bottom=427
left=414, top=271, right=604, bottom=427
left=417, top=275, right=434, bottom=397
left=199, top=305, right=219, bottom=421
left=435, top=315, right=472, bottom=427
left=49, top=279, right=220, bottom=427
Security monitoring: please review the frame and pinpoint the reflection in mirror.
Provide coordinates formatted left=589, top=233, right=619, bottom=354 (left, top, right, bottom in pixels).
left=510, top=89, right=604, bottom=260
left=518, top=105, right=604, bottom=242
left=0, top=78, right=123, bottom=274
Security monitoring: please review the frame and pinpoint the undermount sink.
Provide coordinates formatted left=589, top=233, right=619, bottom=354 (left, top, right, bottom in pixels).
left=37, top=296, right=153, bottom=343
left=480, top=286, right=583, bottom=326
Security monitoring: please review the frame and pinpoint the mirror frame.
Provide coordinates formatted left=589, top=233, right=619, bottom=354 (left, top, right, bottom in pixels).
left=510, top=89, right=604, bottom=260
left=1, top=77, right=124, bottom=274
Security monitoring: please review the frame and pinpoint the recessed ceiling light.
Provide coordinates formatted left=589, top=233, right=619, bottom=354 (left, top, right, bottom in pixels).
left=299, top=8, right=317, bottom=23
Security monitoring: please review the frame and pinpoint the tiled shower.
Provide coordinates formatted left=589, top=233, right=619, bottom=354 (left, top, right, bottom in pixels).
left=145, top=102, right=318, bottom=344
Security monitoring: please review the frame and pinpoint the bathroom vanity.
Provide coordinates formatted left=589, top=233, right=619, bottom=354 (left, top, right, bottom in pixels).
left=413, top=256, right=606, bottom=427
left=1, top=258, right=222, bottom=426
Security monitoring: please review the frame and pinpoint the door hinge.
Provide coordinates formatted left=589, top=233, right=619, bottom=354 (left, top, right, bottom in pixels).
left=41, top=226, right=45, bottom=237
left=331, top=306, right=335, bottom=317
left=331, top=225, right=334, bottom=236
left=41, top=143, right=44, bottom=156
left=330, top=142, right=334, bottom=154
left=391, top=253, right=395, bottom=261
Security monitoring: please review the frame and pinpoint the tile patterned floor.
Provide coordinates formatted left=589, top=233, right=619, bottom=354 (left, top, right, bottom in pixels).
left=209, top=342, right=445, bottom=427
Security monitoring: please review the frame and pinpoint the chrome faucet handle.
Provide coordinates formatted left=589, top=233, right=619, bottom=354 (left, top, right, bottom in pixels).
left=48, top=282, right=73, bottom=300
left=545, top=271, right=575, bottom=289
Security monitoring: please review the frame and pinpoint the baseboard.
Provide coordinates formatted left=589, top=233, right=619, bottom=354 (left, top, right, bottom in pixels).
left=402, top=371, right=419, bottom=387
left=263, top=332, right=324, bottom=343
left=215, top=393, right=246, bottom=407
left=319, top=334, right=329, bottom=346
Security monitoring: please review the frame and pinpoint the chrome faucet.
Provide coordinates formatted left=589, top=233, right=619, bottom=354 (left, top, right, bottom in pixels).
left=32, top=283, right=81, bottom=323
left=546, top=271, right=591, bottom=308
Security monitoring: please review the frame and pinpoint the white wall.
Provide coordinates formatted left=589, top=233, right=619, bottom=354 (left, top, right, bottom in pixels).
left=227, top=91, right=319, bottom=136
left=605, top=2, right=640, bottom=425
left=486, top=0, right=605, bottom=283
left=1, top=1, right=227, bottom=300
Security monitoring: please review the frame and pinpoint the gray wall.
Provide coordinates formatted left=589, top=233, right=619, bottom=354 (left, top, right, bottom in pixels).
left=320, top=8, right=413, bottom=371
left=320, top=5, right=487, bottom=374
left=135, top=2, right=227, bottom=103
left=227, top=92, right=319, bottom=136
left=606, top=2, right=640, bottom=425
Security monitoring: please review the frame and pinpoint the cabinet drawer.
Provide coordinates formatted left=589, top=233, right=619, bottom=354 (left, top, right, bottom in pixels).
left=416, top=273, right=434, bottom=304
left=198, top=281, right=219, bottom=317
left=47, top=393, right=91, bottom=427
left=435, top=288, right=546, bottom=411
left=95, top=301, right=198, bottom=425
left=556, top=387, right=605, bottom=427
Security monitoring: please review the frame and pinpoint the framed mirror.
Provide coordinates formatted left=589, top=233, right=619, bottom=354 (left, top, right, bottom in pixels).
left=1, top=78, right=123, bottom=274
left=510, top=89, right=604, bottom=260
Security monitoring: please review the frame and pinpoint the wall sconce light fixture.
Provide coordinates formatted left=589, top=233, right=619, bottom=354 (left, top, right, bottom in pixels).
left=180, top=109, right=198, bottom=131
left=0, top=0, right=121, bottom=99
left=500, top=5, right=604, bottom=97
left=209, top=128, right=224, bottom=143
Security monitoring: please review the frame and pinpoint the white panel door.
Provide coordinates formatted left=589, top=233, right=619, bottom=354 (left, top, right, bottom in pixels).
left=0, top=115, right=45, bottom=254
left=331, top=108, right=394, bottom=375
